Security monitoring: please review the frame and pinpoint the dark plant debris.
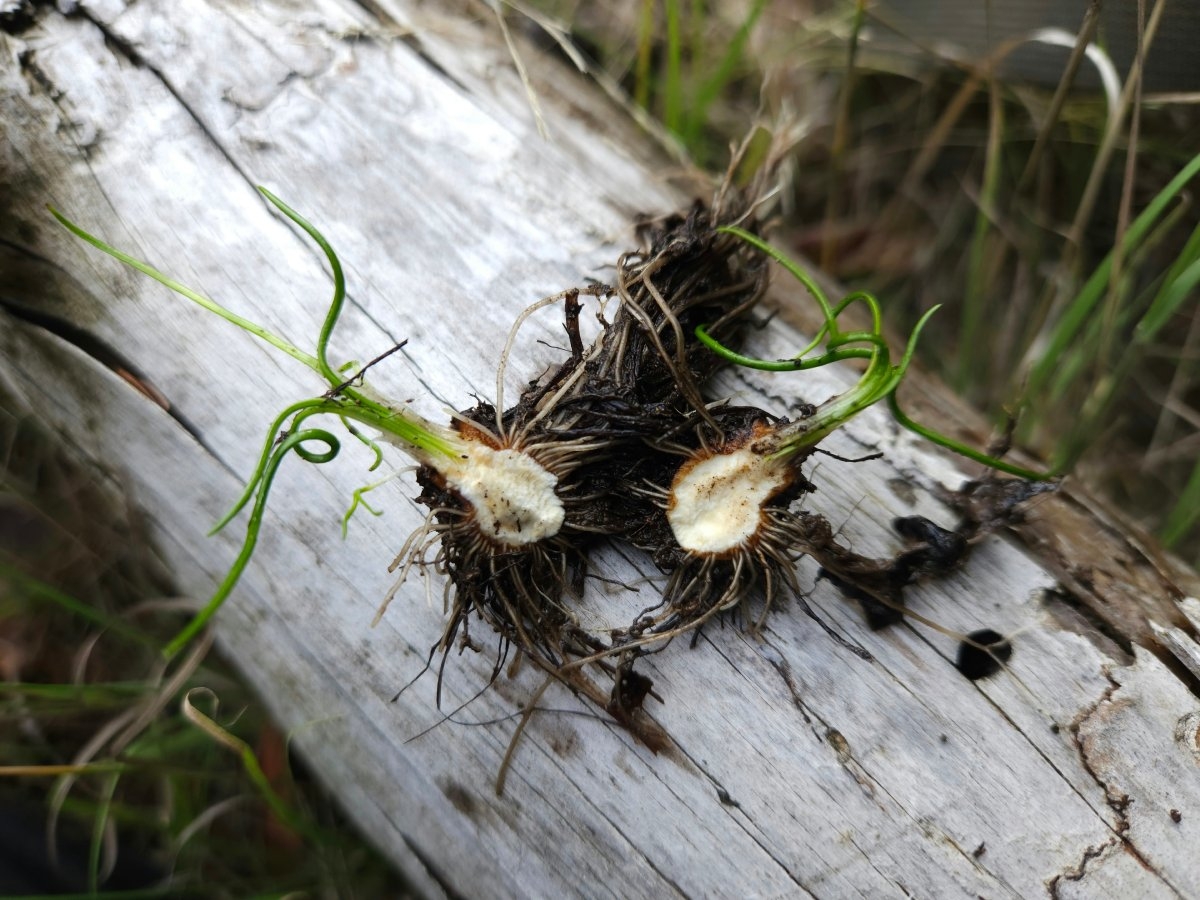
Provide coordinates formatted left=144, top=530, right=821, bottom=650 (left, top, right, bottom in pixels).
left=956, top=629, right=1014, bottom=680
left=404, top=179, right=1048, bottom=739
left=54, top=166, right=1051, bottom=765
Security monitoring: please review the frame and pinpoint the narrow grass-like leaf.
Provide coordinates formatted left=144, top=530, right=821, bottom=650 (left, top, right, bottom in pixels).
left=886, top=393, right=1058, bottom=481
left=88, top=771, right=121, bottom=894
left=634, top=0, right=655, bottom=111
left=1, top=566, right=158, bottom=646
left=181, top=688, right=320, bottom=843
left=685, top=0, right=768, bottom=147
left=1026, top=150, right=1200, bottom=398
left=1162, top=457, right=1200, bottom=549
left=258, top=187, right=346, bottom=387
left=663, top=0, right=684, bottom=133
left=957, top=76, right=1005, bottom=390
left=1057, top=252, right=1200, bottom=472
left=1136, top=235, right=1200, bottom=341
left=0, top=681, right=150, bottom=702
left=49, top=207, right=320, bottom=373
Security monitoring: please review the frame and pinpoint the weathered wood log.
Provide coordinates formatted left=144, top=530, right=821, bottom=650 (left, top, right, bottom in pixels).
left=3, top=2, right=1199, bottom=896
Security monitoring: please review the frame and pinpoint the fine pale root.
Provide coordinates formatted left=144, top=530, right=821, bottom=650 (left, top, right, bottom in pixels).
left=633, top=467, right=866, bottom=653
left=493, top=289, right=583, bottom=440
left=375, top=506, right=449, bottom=625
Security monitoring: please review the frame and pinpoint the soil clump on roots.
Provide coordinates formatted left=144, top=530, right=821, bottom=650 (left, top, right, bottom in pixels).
left=395, top=191, right=774, bottom=741
left=56, top=176, right=1048, bottom=766
left=400, top=187, right=1049, bottom=749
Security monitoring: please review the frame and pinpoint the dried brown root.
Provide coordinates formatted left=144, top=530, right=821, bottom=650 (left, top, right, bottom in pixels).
left=382, top=180, right=782, bottom=745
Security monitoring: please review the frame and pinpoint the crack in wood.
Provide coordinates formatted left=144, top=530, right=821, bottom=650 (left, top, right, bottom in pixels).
left=13, top=2, right=1200, bottom=894
left=845, top=830, right=919, bottom=899
left=1062, top=671, right=1185, bottom=897
left=1069, top=673, right=1131, bottom=827
left=77, top=8, right=259, bottom=193
left=654, top=735, right=816, bottom=897
left=754, top=637, right=896, bottom=809
left=17, top=44, right=105, bottom=157
left=368, top=795, right=460, bottom=900
left=1047, top=838, right=1120, bottom=898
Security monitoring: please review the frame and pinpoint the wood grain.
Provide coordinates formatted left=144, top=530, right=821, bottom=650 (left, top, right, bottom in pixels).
left=3, top=2, right=1198, bottom=896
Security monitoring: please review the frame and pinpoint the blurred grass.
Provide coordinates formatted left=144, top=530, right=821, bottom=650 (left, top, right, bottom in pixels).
left=526, top=0, right=1200, bottom=563
left=4, top=5, right=1198, bottom=893
left=0, top=400, right=407, bottom=897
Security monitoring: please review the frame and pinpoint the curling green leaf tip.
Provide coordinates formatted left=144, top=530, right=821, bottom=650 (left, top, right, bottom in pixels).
left=53, top=191, right=468, bottom=661
left=49, top=205, right=321, bottom=372
left=713, top=230, right=1057, bottom=479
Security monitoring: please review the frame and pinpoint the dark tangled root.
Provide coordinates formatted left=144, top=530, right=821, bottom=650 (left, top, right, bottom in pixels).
left=578, top=200, right=769, bottom=428
left=407, top=460, right=584, bottom=667
left=608, top=407, right=868, bottom=657
left=383, top=179, right=781, bottom=738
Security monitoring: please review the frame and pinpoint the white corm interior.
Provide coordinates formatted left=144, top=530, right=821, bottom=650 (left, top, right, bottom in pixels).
left=667, top=446, right=791, bottom=554
left=440, top=443, right=566, bottom=546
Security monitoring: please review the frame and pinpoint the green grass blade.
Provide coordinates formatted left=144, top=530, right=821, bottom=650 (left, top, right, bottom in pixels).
left=1049, top=223, right=1200, bottom=469
left=182, top=689, right=321, bottom=843
left=956, top=77, right=1004, bottom=390
left=895, top=304, right=941, bottom=375
left=1026, top=150, right=1200, bottom=398
left=88, top=771, right=121, bottom=895
left=663, top=0, right=684, bottom=134
left=634, top=0, right=655, bottom=111
left=49, top=206, right=320, bottom=373
left=0, top=681, right=150, bottom=702
left=1162, top=456, right=1200, bottom=548
left=0, top=565, right=158, bottom=646
left=1135, top=242, right=1200, bottom=341
left=685, top=0, right=768, bottom=146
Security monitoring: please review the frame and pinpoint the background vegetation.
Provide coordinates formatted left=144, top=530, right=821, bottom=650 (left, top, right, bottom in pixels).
left=524, top=0, right=1200, bottom=561
left=3, top=1, right=1197, bottom=896
left=0, top=406, right=407, bottom=897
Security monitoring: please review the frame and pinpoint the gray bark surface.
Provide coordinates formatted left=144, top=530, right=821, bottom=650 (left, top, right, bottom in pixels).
left=2, top=2, right=1199, bottom=897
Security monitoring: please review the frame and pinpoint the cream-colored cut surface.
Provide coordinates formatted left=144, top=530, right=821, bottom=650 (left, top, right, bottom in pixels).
left=8, top=3, right=1200, bottom=897
left=441, top=444, right=564, bottom=545
left=667, top=447, right=790, bottom=553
